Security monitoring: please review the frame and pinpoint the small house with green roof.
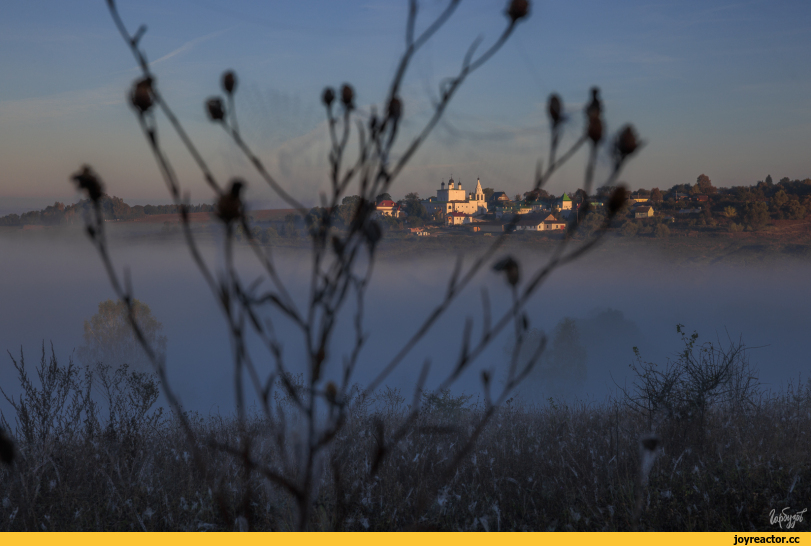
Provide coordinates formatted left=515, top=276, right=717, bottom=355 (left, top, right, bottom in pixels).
left=555, top=193, right=573, bottom=211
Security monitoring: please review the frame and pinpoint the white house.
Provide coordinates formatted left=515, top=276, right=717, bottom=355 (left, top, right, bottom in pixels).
left=514, top=212, right=566, bottom=231
left=554, top=193, right=573, bottom=211
left=446, top=211, right=472, bottom=226
left=375, top=200, right=403, bottom=218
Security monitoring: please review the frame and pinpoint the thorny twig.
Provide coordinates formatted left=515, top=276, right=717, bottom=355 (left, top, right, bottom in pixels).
left=76, top=0, right=640, bottom=530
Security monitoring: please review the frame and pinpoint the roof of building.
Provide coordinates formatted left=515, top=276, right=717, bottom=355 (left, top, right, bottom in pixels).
left=377, top=200, right=397, bottom=207
left=635, top=206, right=654, bottom=213
left=447, top=211, right=470, bottom=217
left=515, top=212, right=557, bottom=226
left=561, top=193, right=572, bottom=201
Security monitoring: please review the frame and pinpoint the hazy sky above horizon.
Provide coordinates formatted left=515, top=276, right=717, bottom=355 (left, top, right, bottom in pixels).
left=1, top=0, right=810, bottom=214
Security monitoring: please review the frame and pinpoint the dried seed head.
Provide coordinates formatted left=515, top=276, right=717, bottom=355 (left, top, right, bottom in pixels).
left=351, top=198, right=373, bottom=228
left=493, top=256, right=520, bottom=286
left=313, top=347, right=326, bottom=381
left=221, top=70, right=237, bottom=95
left=129, top=77, right=154, bottom=114
left=614, top=124, right=639, bottom=164
left=547, top=93, right=562, bottom=127
left=71, top=165, right=104, bottom=204
left=585, top=87, right=603, bottom=143
left=607, top=185, right=627, bottom=216
left=216, top=179, right=244, bottom=224
left=388, top=96, right=402, bottom=121
left=641, top=435, right=660, bottom=452
left=638, top=434, right=661, bottom=488
left=507, top=0, right=530, bottom=22
left=325, top=381, right=338, bottom=404
left=0, top=426, right=14, bottom=466
left=481, top=370, right=491, bottom=387
left=586, top=86, right=601, bottom=119
left=228, top=180, right=243, bottom=199
left=206, top=97, right=225, bottom=122
left=322, top=87, right=335, bottom=107
left=340, top=84, right=354, bottom=109
left=331, top=235, right=344, bottom=256
left=587, top=115, right=603, bottom=144
left=364, top=220, right=382, bottom=248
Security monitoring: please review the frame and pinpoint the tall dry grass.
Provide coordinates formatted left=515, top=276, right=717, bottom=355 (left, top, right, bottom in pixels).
left=1, top=348, right=809, bottom=531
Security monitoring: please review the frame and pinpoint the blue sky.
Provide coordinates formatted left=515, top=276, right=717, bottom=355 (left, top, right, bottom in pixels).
left=1, top=0, right=809, bottom=214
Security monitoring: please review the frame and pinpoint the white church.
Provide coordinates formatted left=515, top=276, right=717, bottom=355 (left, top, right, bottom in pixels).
left=422, top=177, right=488, bottom=218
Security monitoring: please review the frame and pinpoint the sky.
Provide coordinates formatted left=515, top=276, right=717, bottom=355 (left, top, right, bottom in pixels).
left=1, top=0, right=810, bottom=215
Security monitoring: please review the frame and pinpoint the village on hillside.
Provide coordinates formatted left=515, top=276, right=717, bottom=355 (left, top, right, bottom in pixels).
left=2, top=174, right=810, bottom=242
left=365, top=173, right=811, bottom=239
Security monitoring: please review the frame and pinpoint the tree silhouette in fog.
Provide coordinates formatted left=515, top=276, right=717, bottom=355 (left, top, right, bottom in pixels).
left=77, top=299, right=166, bottom=372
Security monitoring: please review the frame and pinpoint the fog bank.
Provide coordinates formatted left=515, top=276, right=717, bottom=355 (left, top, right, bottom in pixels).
left=1, top=227, right=809, bottom=417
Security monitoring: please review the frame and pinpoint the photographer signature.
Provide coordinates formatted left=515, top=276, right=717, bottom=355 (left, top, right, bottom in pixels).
left=770, top=507, right=807, bottom=530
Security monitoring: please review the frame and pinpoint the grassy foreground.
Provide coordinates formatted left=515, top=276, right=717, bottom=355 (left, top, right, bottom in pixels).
left=1, top=351, right=809, bottom=531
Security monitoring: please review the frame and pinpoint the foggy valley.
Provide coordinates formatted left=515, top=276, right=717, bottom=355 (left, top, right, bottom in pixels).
left=1, top=225, right=808, bottom=410
left=2, top=223, right=810, bottom=531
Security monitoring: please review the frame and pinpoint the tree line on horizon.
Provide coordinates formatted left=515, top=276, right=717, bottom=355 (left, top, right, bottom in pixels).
left=0, top=195, right=215, bottom=227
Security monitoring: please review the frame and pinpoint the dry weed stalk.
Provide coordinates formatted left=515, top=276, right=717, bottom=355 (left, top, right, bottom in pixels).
left=71, top=0, right=641, bottom=530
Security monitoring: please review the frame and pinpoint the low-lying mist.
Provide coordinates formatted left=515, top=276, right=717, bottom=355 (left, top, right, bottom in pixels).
left=1, top=225, right=809, bottom=417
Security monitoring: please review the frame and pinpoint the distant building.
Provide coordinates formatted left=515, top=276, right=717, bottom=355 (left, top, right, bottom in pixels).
left=446, top=211, right=472, bottom=226
left=489, top=192, right=511, bottom=204
left=514, top=212, right=566, bottom=231
left=494, top=201, right=518, bottom=218
left=634, top=205, right=654, bottom=218
left=517, top=200, right=549, bottom=215
left=375, top=200, right=403, bottom=218
left=423, top=177, right=487, bottom=219
left=555, top=193, right=573, bottom=211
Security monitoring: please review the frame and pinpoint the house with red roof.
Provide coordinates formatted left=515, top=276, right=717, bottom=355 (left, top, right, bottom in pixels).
left=375, top=200, right=403, bottom=218
left=446, top=211, right=471, bottom=226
